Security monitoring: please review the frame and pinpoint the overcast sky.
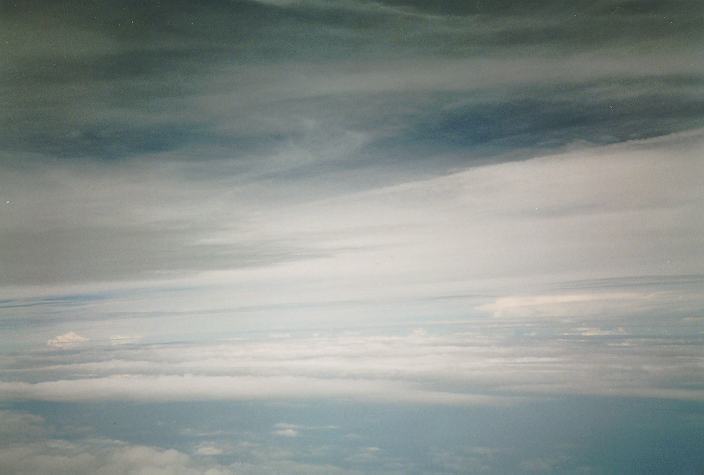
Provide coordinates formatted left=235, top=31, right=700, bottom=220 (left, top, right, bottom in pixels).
left=1, top=1, right=703, bottom=474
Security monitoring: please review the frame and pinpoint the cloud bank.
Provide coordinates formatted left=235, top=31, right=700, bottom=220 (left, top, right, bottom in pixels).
left=3, top=323, right=703, bottom=405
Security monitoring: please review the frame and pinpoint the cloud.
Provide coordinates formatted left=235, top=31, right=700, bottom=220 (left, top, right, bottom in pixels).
left=0, top=374, right=505, bottom=406
left=271, top=422, right=336, bottom=438
left=109, top=335, right=143, bottom=345
left=0, top=409, right=232, bottom=475
left=0, top=411, right=46, bottom=443
left=1, top=3, right=701, bottom=473
left=3, top=129, right=702, bottom=315
left=195, top=445, right=225, bottom=456
left=3, top=322, right=704, bottom=404
left=431, top=446, right=501, bottom=473
left=478, top=292, right=657, bottom=318
left=273, top=427, right=299, bottom=438
left=47, top=331, right=88, bottom=349
left=572, top=326, right=626, bottom=337
left=2, top=0, right=702, bottom=172
left=0, top=439, right=233, bottom=475
left=519, top=456, right=570, bottom=473
left=0, top=406, right=367, bottom=475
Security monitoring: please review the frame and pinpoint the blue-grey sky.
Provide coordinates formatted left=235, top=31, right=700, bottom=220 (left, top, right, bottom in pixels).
left=1, top=1, right=703, bottom=473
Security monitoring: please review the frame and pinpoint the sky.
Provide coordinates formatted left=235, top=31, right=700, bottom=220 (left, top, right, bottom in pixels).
left=1, top=0, right=703, bottom=473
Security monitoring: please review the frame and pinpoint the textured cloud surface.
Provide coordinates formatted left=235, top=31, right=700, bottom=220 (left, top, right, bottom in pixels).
left=2, top=0, right=703, bottom=473
left=3, top=326, right=704, bottom=404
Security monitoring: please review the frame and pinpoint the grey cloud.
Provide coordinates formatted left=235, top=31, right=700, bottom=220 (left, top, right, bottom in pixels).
left=2, top=321, right=703, bottom=404
left=0, top=131, right=701, bottom=328
left=2, top=0, right=702, bottom=170
left=366, top=80, right=704, bottom=162
left=2, top=4, right=702, bottom=473
left=0, top=155, right=337, bottom=286
left=0, top=225, right=325, bottom=285
left=0, top=410, right=46, bottom=444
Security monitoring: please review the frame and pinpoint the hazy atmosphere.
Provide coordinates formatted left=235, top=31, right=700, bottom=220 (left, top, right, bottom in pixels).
left=1, top=1, right=703, bottom=473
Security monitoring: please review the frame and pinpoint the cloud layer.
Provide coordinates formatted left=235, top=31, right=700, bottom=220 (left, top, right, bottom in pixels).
left=3, top=319, right=703, bottom=405
left=1, top=3, right=703, bottom=473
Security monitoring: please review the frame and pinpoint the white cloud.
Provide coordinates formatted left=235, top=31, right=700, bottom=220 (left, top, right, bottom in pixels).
left=0, top=441, right=235, bottom=475
left=195, top=444, right=224, bottom=456
left=0, top=407, right=364, bottom=475
left=273, top=427, right=299, bottom=437
left=271, top=422, right=339, bottom=438
left=0, top=411, right=225, bottom=474
left=4, top=129, right=703, bottom=308
left=573, top=326, right=626, bottom=337
left=109, top=335, right=143, bottom=346
left=47, top=331, right=88, bottom=349
left=478, top=292, right=655, bottom=318
left=3, top=325, right=704, bottom=404
left=1, top=131, right=702, bottom=407
left=0, top=374, right=504, bottom=406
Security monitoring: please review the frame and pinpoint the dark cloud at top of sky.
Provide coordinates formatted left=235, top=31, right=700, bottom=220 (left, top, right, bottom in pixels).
left=1, top=0, right=703, bottom=177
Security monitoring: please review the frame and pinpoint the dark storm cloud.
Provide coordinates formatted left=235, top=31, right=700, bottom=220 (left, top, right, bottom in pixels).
left=377, top=0, right=704, bottom=48
left=369, top=77, right=704, bottom=160
left=2, top=0, right=703, bottom=167
left=2, top=0, right=286, bottom=159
